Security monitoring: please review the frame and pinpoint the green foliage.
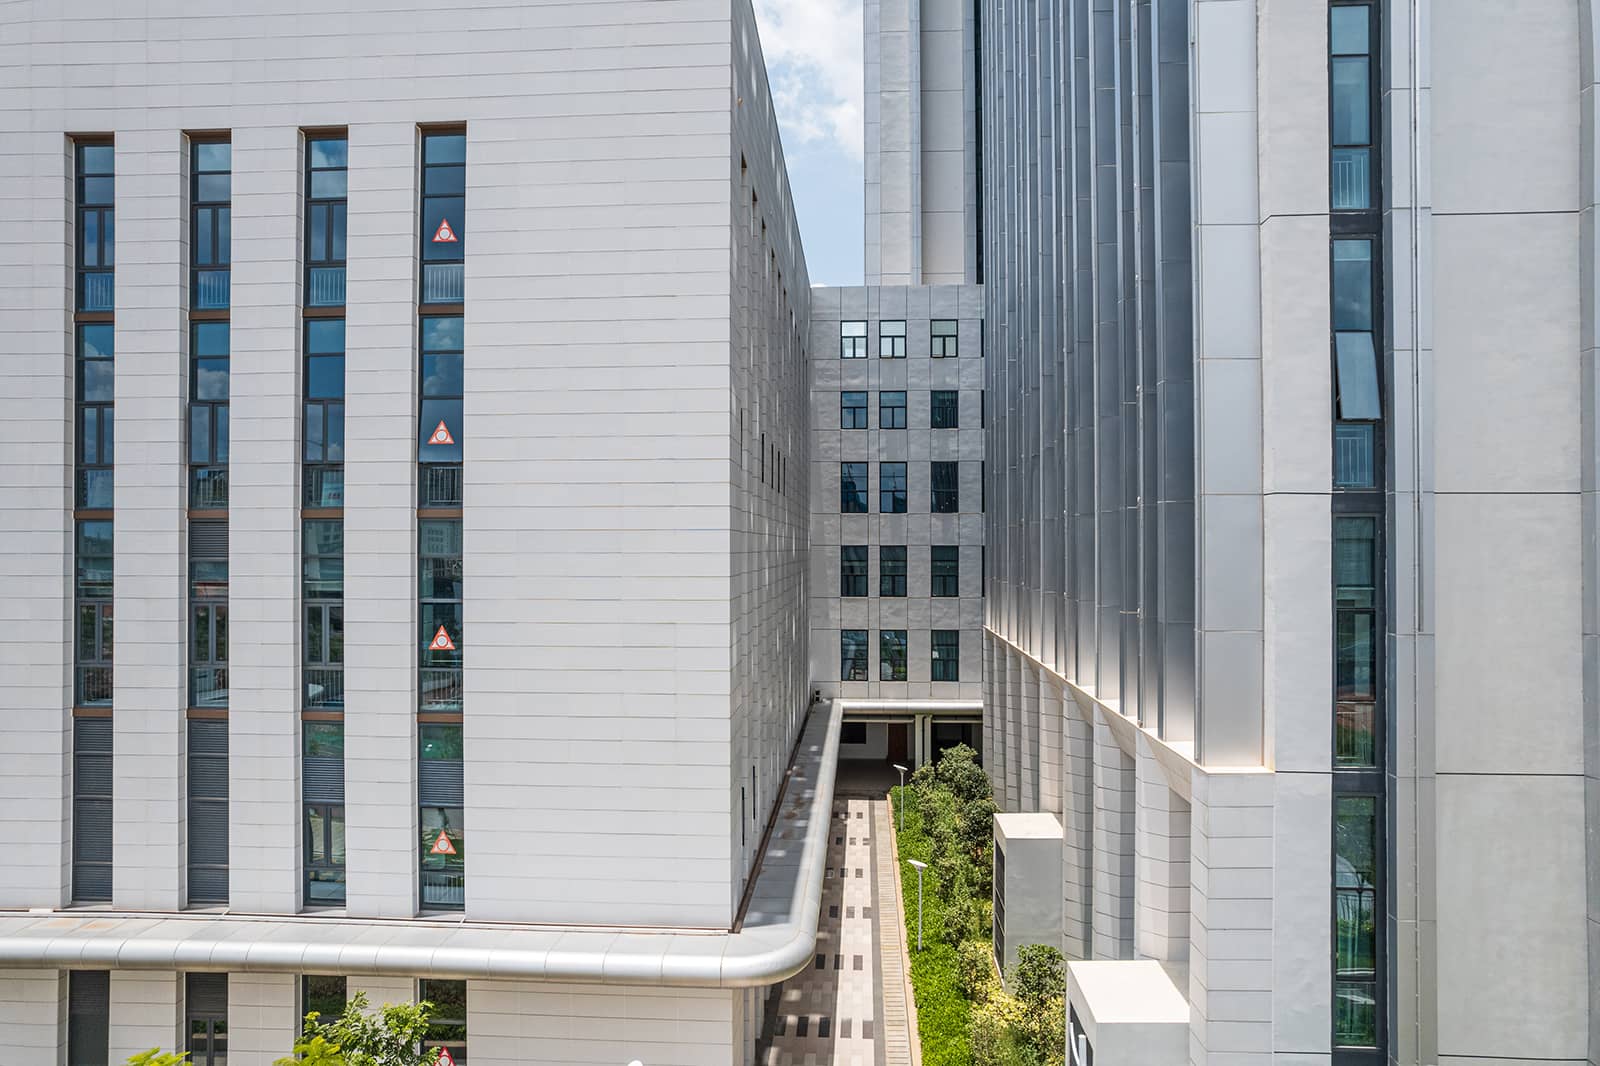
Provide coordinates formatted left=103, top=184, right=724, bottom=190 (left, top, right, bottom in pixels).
left=972, top=993, right=1042, bottom=1066
left=938, top=754, right=992, bottom=807
left=956, top=939, right=1000, bottom=1003
left=274, top=992, right=444, bottom=1066
left=126, top=1052, right=189, bottom=1066
left=1007, top=944, right=1067, bottom=1066
left=893, top=783, right=974, bottom=1066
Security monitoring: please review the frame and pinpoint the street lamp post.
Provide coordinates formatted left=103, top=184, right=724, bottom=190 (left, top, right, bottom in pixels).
left=892, top=762, right=909, bottom=833
left=908, top=859, right=928, bottom=950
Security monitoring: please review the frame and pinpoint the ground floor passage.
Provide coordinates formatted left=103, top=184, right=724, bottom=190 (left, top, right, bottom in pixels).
left=836, top=718, right=981, bottom=770
left=755, top=764, right=916, bottom=1066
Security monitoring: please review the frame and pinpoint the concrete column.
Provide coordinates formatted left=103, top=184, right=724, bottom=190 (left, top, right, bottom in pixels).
left=109, top=971, right=182, bottom=1063
left=0, top=970, right=63, bottom=1066
left=228, top=972, right=299, bottom=1066
left=226, top=124, right=304, bottom=914
left=1004, top=645, right=1021, bottom=810
left=1133, top=735, right=1189, bottom=962
left=1020, top=661, right=1040, bottom=811
left=1090, top=712, right=1134, bottom=959
left=0, top=130, right=72, bottom=910
left=113, top=126, right=190, bottom=912
left=342, top=121, right=420, bottom=920
left=1187, top=771, right=1273, bottom=1065
left=1040, top=671, right=1064, bottom=818
left=1062, top=692, right=1096, bottom=960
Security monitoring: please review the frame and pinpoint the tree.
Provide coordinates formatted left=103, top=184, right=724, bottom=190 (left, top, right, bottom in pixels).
left=1007, top=944, right=1066, bottom=1066
left=273, top=992, right=446, bottom=1066
left=126, top=1053, right=189, bottom=1066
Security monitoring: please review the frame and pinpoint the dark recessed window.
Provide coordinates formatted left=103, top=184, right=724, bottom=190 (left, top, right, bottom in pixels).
left=75, top=520, right=113, bottom=707
left=301, top=976, right=347, bottom=1030
left=931, top=319, right=958, bottom=358
left=419, top=725, right=465, bottom=911
left=932, top=630, right=960, bottom=682
left=879, top=320, right=906, bottom=358
left=841, top=546, right=869, bottom=598
left=880, top=546, right=907, bottom=597
left=419, top=519, right=464, bottom=714
left=303, top=721, right=345, bottom=906
left=841, top=722, right=867, bottom=745
left=305, top=135, right=348, bottom=307
left=303, top=519, right=344, bottom=710
left=421, top=131, right=466, bottom=304
left=1330, top=4, right=1374, bottom=211
left=841, top=320, right=868, bottom=359
left=75, top=142, right=115, bottom=312
left=420, top=980, right=467, bottom=1063
left=68, top=970, right=110, bottom=1066
left=75, top=323, right=115, bottom=509
left=1333, top=796, right=1380, bottom=1049
left=190, top=140, right=231, bottom=310
left=932, top=545, right=960, bottom=598
left=880, top=390, right=907, bottom=430
left=931, top=461, right=959, bottom=513
left=184, top=974, right=228, bottom=1066
left=189, top=322, right=231, bottom=509
left=841, top=390, right=868, bottom=429
left=304, top=318, right=346, bottom=507
left=419, top=316, right=464, bottom=507
left=841, top=629, right=869, bottom=681
left=841, top=462, right=868, bottom=514
left=186, top=720, right=230, bottom=905
left=879, top=462, right=907, bottom=514
left=879, top=630, right=907, bottom=681
left=931, top=389, right=959, bottom=429
left=189, top=519, right=229, bottom=708
left=1334, top=516, right=1378, bottom=767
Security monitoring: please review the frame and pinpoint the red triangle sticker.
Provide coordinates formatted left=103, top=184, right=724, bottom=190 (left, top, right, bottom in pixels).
left=429, top=626, right=456, bottom=652
left=427, top=420, right=456, bottom=446
left=429, top=830, right=457, bottom=857
left=432, top=218, right=458, bottom=243
left=436, top=1050, right=456, bottom=1066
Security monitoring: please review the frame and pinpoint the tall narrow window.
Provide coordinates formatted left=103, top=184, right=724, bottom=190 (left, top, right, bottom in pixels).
left=71, top=719, right=113, bottom=902
left=931, top=461, right=960, bottom=513
left=879, top=319, right=906, bottom=358
left=421, top=131, right=466, bottom=304
left=301, top=977, right=347, bottom=1029
left=931, top=545, right=960, bottom=598
left=305, top=135, right=348, bottom=307
left=841, top=630, right=869, bottom=682
left=189, top=519, right=229, bottom=708
left=841, top=390, right=868, bottom=429
left=187, top=719, right=230, bottom=904
left=303, top=722, right=346, bottom=906
left=1330, top=4, right=1375, bottom=211
left=75, top=520, right=113, bottom=707
left=68, top=970, right=110, bottom=1066
left=419, top=724, right=465, bottom=911
left=840, top=462, right=868, bottom=514
left=304, top=319, right=346, bottom=507
left=880, top=390, right=907, bottom=430
left=931, top=319, right=958, bottom=358
left=75, top=143, right=114, bottom=312
left=931, top=630, right=960, bottom=682
left=1333, top=239, right=1380, bottom=488
left=76, top=324, right=115, bottom=509
left=1334, top=797, right=1380, bottom=1048
left=189, top=322, right=231, bottom=508
left=419, top=519, right=464, bottom=713
left=879, top=630, right=908, bottom=681
left=930, top=389, right=960, bottom=429
left=185, top=974, right=229, bottom=1066
left=840, top=320, right=867, bottom=358
left=840, top=546, right=869, bottom=597
left=303, top=520, right=344, bottom=709
left=191, top=141, right=232, bottom=310
left=1334, top=517, right=1378, bottom=767
left=419, top=316, right=464, bottom=507
left=880, top=546, right=907, bottom=597
left=879, top=462, right=907, bottom=513
left=420, top=980, right=467, bottom=1063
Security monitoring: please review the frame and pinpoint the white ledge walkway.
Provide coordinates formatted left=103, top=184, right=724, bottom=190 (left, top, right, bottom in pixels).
left=0, top=702, right=844, bottom=990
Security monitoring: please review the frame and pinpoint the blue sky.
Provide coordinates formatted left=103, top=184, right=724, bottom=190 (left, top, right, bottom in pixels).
left=752, top=0, right=865, bottom=287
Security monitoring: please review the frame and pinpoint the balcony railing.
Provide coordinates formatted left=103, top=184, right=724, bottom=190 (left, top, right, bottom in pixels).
left=194, top=269, right=231, bottom=310
left=1334, top=423, right=1375, bottom=489
left=190, top=665, right=229, bottom=708
left=419, top=464, right=463, bottom=508
left=76, top=665, right=113, bottom=707
left=307, top=266, right=346, bottom=308
left=1332, top=148, right=1371, bottom=211
left=419, top=667, right=463, bottom=713
left=304, top=667, right=344, bottom=710
left=420, top=868, right=465, bottom=909
left=78, top=272, right=114, bottom=312
left=190, top=467, right=230, bottom=509
left=421, top=263, right=463, bottom=305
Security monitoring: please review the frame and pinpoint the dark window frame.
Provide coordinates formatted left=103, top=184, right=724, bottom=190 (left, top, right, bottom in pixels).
left=184, top=973, right=228, bottom=1066
left=188, top=520, right=229, bottom=709
left=879, top=390, right=907, bottom=430
left=879, top=629, right=908, bottom=681
left=931, top=630, right=960, bottom=682
left=189, top=137, right=232, bottom=311
left=304, top=133, right=348, bottom=308
left=841, top=390, right=868, bottom=429
left=1329, top=1, right=1379, bottom=213
left=879, top=462, right=907, bottom=514
left=841, top=629, right=869, bottom=682
left=303, top=318, right=346, bottom=508
left=840, top=320, right=868, bottom=359
left=419, top=315, right=465, bottom=507
left=75, top=323, right=115, bottom=509
left=419, top=129, right=466, bottom=306
left=419, top=518, right=464, bottom=714
left=188, top=321, right=231, bottom=509
left=303, top=518, right=344, bottom=710
left=840, top=546, right=869, bottom=598
left=68, top=970, right=110, bottom=1066
left=879, top=546, right=907, bottom=598
left=75, top=520, right=114, bottom=707
left=931, top=461, right=960, bottom=513
left=419, top=979, right=467, bottom=1062
left=931, top=545, right=960, bottom=598
left=931, top=319, right=958, bottom=358
left=930, top=389, right=960, bottom=429
left=879, top=319, right=906, bottom=358
left=74, top=140, right=115, bottom=313
left=840, top=462, right=869, bottom=514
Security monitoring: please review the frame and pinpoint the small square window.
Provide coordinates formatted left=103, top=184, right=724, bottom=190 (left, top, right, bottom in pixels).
left=880, top=391, right=907, bottom=429
left=932, top=630, right=959, bottom=682
left=841, top=391, right=868, bottom=429
left=841, top=629, right=869, bottom=681
left=931, top=390, right=959, bottom=429
left=879, top=462, right=907, bottom=513
left=880, top=546, right=907, bottom=598
left=841, top=463, right=869, bottom=514
left=931, top=462, right=959, bottom=513
left=931, top=320, right=958, bottom=358
left=880, top=630, right=908, bottom=681
left=932, top=546, right=960, bottom=597
left=880, top=320, right=906, bottom=358
left=841, top=546, right=869, bottom=597
left=841, top=320, right=868, bottom=359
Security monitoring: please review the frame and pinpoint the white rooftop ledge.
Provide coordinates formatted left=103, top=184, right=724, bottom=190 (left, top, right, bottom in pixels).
left=0, top=701, right=843, bottom=990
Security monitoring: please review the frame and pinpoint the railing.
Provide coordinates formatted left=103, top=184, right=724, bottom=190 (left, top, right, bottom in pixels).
left=419, top=464, right=463, bottom=508
left=420, top=869, right=466, bottom=909
left=1333, top=423, right=1375, bottom=489
left=76, top=665, right=113, bottom=707
left=303, top=466, right=344, bottom=508
left=421, top=263, right=464, bottom=305
left=419, top=668, right=463, bottom=713
left=304, top=667, right=344, bottom=710
left=78, top=272, right=114, bottom=312
left=190, top=666, right=229, bottom=708
left=76, top=468, right=113, bottom=510
left=190, top=467, right=230, bottom=509
left=194, top=269, right=231, bottom=310
left=307, top=266, right=346, bottom=308
left=1332, top=148, right=1371, bottom=211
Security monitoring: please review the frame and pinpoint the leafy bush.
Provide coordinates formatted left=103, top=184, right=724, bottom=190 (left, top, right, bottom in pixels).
left=127, top=1053, right=189, bottom=1066
left=956, top=939, right=1000, bottom=1003
left=274, top=992, right=447, bottom=1066
left=972, top=993, right=1041, bottom=1066
left=1008, top=944, right=1066, bottom=1065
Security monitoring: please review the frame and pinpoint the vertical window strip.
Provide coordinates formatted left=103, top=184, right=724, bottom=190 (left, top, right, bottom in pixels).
left=71, top=719, right=113, bottom=902
left=420, top=131, right=466, bottom=304
left=303, top=519, right=344, bottom=710
left=186, top=719, right=230, bottom=905
left=305, top=135, right=349, bottom=307
left=75, top=142, right=115, bottom=312
left=303, top=315, right=347, bottom=508
left=185, top=973, right=229, bottom=1066
left=67, top=970, right=110, bottom=1066
left=75, top=520, right=114, bottom=707
left=191, top=140, right=232, bottom=310
left=76, top=324, right=115, bottom=510
left=303, top=722, right=346, bottom=905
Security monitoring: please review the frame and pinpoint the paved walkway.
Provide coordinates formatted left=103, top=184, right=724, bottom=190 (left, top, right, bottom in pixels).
left=756, top=768, right=919, bottom=1066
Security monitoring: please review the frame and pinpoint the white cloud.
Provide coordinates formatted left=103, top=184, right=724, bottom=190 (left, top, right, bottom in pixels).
left=752, top=0, right=864, bottom=161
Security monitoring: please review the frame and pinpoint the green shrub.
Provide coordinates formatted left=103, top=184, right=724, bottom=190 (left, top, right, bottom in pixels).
left=127, top=1053, right=189, bottom=1066
left=956, top=939, right=1000, bottom=1003
left=1008, top=944, right=1067, bottom=1066
left=971, top=993, right=1041, bottom=1066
